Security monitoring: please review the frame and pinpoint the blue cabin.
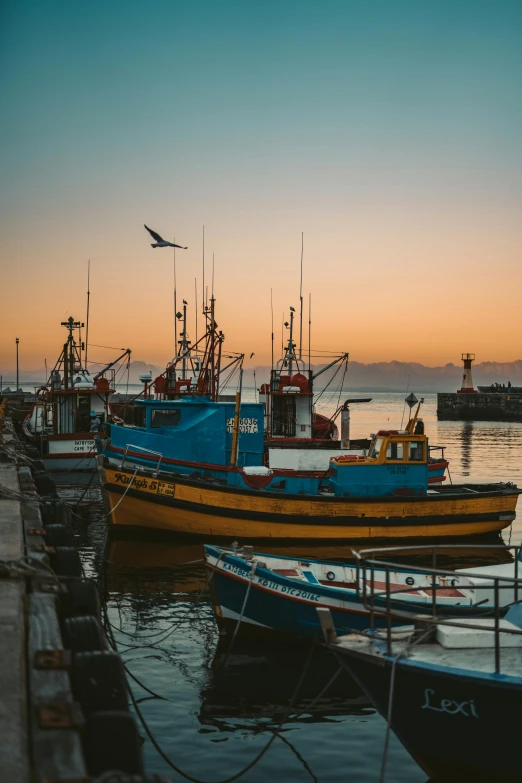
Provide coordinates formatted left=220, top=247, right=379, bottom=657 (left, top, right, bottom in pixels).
left=107, top=397, right=265, bottom=475
left=329, top=429, right=429, bottom=497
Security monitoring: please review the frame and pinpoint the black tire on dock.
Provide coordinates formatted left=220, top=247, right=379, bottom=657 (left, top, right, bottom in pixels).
left=45, top=524, right=74, bottom=547
left=41, top=498, right=71, bottom=526
left=51, top=546, right=83, bottom=577
left=72, top=651, right=128, bottom=714
left=33, top=470, right=57, bottom=497
left=64, top=579, right=101, bottom=620
left=84, top=711, right=144, bottom=776
left=63, top=616, right=108, bottom=653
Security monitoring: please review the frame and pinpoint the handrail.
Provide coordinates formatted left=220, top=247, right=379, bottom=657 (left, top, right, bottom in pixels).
left=121, top=444, right=163, bottom=474
left=351, top=544, right=522, bottom=670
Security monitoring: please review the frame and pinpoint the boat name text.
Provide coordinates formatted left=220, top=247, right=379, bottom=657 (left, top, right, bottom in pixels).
left=220, top=560, right=320, bottom=601
left=73, top=440, right=95, bottom=452
left=422, top=688, right=478, bottom=718
left=113, top=472, right=175, bottom=497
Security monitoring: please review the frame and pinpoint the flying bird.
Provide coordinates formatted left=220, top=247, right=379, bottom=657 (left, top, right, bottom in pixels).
left=144, top=225, right=188, bottom=249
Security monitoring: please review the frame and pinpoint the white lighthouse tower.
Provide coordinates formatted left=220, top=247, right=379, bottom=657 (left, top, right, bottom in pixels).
left=457, top=353, right=477, bottom=394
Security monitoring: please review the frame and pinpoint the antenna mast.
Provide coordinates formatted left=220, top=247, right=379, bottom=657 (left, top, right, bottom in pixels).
left=202, top=225, right=205, bottom=311
left=195, top=277, right=198, bottom=350
left=173, top=240, right=177, bottom=356
left=308, top=292, right=311, bottom=372
left=299, top=232, right=303, bottom=359
left=270, top=288, right=274, bottom=370
left=85, top=260, right=91, bottom=368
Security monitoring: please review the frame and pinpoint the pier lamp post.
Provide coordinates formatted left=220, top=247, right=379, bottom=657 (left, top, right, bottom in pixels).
left=15, top=337, right=19, bottom=391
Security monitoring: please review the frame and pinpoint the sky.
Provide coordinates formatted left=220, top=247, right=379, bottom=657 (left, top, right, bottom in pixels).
left=1, top=0, right=521, bottom=374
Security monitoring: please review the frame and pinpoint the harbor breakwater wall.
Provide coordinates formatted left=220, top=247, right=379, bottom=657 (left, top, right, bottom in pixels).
left=437, top=392, right=522, bottom=421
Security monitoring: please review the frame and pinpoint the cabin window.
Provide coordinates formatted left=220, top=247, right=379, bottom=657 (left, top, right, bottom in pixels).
left=151, top=409, right=181, bottom=428
left=370, top=437, right=383, bottom=458
left=408, top=442, right=424, bottom=461
left=386, top=442, right=404, bottom=460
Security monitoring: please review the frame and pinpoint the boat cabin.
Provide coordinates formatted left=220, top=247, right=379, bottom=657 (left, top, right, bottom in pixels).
left=329, top=429, right=429, bottom=497
left=108, top=397, right=265, bottom=469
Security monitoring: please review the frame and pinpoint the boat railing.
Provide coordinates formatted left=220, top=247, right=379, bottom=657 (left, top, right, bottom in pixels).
left=351, top=543, right=522, bottom=674
left=120, top=444, right=163, bottom=475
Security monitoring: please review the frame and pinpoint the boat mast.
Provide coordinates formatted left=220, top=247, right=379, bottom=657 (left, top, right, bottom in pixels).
left=194, top=277, right=198, bottom=358
left=85, top=260, right=91, bottom=369
left=288, top=308, right=295, bottom=377
left=299, top=232, right=303, bottom=359
left=270, top=289, right=274, bottom=371
left=173, top=241, right=177, bottom=358
left=308, top=293, right=311, bottom=373
left=61, top=317, right=83, bottom=390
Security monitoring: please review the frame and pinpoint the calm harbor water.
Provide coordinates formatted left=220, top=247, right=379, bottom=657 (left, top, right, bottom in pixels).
left=66, top=391, right=522, bottom=782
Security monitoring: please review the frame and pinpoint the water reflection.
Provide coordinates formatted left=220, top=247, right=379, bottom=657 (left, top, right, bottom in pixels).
left=200, top=638, right=372, bottom=729
left=458, top=422, right=474, bottom=476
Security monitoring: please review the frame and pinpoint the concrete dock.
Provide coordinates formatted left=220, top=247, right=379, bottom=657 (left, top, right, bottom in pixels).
left=0, top=463, right=29, bottom=782
left=0, top=405, right=175, bottom=782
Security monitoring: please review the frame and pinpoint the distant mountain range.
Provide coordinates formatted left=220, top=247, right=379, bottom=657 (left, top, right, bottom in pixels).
left=3, top=358, right=522, bottom=392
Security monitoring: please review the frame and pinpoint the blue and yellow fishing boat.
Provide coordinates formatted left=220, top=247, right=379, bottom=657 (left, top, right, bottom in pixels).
left=98, top=296, right=519, bottom=540
left=98, top=396, right=520, bottom=540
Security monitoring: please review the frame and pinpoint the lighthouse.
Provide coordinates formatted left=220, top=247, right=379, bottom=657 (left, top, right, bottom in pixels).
left=457, top=353, right=477, bottom=394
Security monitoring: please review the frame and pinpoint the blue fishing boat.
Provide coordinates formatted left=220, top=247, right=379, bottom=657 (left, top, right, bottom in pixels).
left=318, top=546, right=522, bottom=783
left=204, top=544, right=517, bottom=639
left=98, top=298, right=519, bottom=540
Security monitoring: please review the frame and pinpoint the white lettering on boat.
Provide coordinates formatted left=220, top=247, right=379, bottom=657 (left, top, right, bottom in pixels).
left=220, top=560, right=320, bottom=601
left=422, top=688, right=478, bottom=718
left=226, top=417, right=259, bottom=434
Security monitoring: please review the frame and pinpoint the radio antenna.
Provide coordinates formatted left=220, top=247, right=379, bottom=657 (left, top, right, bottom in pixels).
left=173, top=240, right=177, bottom=355
left=202, top=225, right=205, bottom=312
left=270, top=288, right=274, bottom=370
left=195, top=277, right=198, bottom=348
left=299, top=232, right=303, bottom=359
left=85, top=260, right=91, bottom=367
left=308, top=292, right=311, bottom=372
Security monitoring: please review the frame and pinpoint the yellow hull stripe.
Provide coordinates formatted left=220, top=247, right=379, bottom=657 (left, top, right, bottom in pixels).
left=102, top=467, right=517, bottom=540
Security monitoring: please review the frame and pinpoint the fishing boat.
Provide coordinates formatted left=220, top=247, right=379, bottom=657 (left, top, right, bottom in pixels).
left=205, top=543, right=521, bottom=639
left=318, top=545, right=522, bottom=783
left=98, top=396, right=520, bottom=539
left=23, top=316, right=131, bottom=471
left=108, top=295, right=448, bottom=482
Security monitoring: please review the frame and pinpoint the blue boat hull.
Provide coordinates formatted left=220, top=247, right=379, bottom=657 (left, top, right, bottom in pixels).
left=336, top=648, right=522, bottom=782
left=210, top=568, right=389, bottom=639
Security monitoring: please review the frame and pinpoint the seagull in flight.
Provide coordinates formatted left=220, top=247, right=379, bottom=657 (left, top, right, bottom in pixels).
left=144, top=225, right=188, bottom=249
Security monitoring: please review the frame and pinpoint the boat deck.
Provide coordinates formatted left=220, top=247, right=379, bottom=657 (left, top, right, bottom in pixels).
left=336, top=623, right=522, bottom=680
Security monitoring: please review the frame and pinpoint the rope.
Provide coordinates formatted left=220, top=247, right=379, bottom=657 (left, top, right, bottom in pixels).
left=378, top=623, right=435, bottom=782
left=105, top=467, right=138, bottom=517
left=213, top=555, right=257, bottom=674
left=125, top=634, right=319, bottom=783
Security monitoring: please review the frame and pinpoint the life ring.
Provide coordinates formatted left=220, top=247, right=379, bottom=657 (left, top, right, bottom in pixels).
left=326, top=571, right=336, bottom=581
left=36, top=386, right=50, bottom=402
